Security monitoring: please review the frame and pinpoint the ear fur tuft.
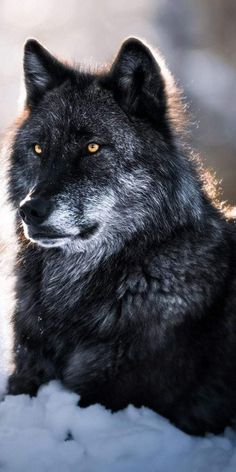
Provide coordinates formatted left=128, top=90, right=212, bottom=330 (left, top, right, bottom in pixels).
left=24, top=39, right=74, bottom=106
left=109, top=37, right=166, bottom=120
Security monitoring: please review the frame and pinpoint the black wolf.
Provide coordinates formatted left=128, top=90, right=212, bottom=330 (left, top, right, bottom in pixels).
left=6, top=38, right=236, bottom=435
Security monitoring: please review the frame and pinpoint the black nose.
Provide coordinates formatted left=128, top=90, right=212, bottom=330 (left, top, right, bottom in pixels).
left=19, top=198, right=51, bottom=226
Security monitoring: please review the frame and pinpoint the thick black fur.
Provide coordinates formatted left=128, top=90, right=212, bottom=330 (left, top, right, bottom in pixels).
left=6, top=38, right=236, bottom=435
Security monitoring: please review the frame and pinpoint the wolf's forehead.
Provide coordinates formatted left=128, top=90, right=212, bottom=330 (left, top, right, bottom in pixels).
left=31, top=83, right=136, bottom=150
left=40, top=81, right=124, bottom=124
left=38, top=94, right=113, bottom=130
left=34, top=103, right=126, bottom=148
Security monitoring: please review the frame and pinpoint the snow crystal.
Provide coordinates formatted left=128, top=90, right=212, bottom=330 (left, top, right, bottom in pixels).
left=0, top=380, right=236, bottom=472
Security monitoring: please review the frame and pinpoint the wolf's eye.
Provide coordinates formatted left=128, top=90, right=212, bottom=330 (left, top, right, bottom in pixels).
left=33, top=143, right=43, bottom=155
left=87, top=143, right=100, bottom=154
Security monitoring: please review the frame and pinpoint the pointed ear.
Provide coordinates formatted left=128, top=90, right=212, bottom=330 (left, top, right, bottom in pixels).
left=109, top=38, right=166, bottom=120
left=24, top=39, right=74, bottom=106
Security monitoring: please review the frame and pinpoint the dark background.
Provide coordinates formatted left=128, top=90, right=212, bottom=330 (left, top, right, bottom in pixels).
left=0, top=0, right=235, bottom=202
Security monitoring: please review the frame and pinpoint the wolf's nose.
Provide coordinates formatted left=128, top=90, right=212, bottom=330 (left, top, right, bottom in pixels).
left=19, top=198, right=51, bottom=226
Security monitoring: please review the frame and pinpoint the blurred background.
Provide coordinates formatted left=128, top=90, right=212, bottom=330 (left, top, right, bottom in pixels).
left=0, top=0, right=236, bottom=202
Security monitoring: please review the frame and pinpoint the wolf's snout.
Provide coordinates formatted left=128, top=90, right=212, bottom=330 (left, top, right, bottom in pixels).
left=19, top=198, right=51, bottom=226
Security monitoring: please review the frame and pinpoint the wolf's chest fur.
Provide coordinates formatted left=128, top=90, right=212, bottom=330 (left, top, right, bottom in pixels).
left=14, top=227, right=236, bottom=436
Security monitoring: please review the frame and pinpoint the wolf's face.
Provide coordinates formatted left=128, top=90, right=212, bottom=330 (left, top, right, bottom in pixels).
left=9, top=39, right=199, bottom=254
left=14, top=85, right=143, bottom=251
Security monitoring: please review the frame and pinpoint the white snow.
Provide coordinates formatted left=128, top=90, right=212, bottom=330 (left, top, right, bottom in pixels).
left=1, top=381, right=236, bottom=472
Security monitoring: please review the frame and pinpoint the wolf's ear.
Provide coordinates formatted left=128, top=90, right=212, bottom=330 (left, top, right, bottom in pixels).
left=109, top=38, right=166, bottom=120
left=24, top=39, right=74, bottom=106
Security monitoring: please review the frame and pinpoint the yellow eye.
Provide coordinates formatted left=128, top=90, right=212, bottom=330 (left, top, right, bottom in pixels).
left=87, top=143, right=100, bottom=154
left=34, top=143, right=43, bottom=155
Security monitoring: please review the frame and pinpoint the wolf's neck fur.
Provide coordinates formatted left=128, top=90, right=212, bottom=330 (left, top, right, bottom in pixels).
left=37, top=208, right=221, bottom=296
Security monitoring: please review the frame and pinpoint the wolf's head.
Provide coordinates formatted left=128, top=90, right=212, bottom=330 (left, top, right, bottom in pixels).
left=9, top=38, right=203, bottom=255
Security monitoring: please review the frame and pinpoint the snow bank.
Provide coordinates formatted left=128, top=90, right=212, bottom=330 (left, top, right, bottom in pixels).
left=0, top=381, right=236, bottom=472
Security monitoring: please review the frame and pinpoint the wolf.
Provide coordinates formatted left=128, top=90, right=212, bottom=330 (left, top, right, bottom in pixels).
left=5, top=37, right=236, bottom=435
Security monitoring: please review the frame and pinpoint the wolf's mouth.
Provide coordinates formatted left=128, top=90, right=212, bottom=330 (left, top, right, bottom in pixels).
left=32, top=232, right=68, bottom=240
left=29, top=224, right=99, bottom=242
left=78, top=223, right=99, bottom=240
left=24, top=225, right=72, bottom=246
left=23, top=222, right=100, bottom=248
